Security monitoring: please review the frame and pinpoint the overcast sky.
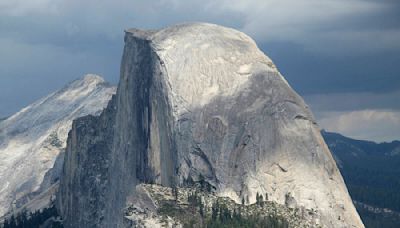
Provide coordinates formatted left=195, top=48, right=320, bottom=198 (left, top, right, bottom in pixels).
left=1, top=0, right=399, bottom=142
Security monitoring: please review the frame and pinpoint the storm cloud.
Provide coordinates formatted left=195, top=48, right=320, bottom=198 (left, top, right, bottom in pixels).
left=1, top=0, right=399, bottom=141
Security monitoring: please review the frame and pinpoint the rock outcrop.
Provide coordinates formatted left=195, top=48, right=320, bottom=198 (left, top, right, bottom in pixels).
left=0, top=74, right=115, bottom=217
left=124, top=184, right=318, bottom=227
left=58, top=23, right=364, bottom=228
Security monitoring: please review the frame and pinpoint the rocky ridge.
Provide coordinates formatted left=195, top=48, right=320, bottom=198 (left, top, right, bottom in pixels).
left=0, top=74, right=115, bottom=217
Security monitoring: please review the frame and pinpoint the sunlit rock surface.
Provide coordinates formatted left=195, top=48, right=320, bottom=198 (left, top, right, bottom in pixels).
left=59, top=23, right=364, bottom=228
left=0, top=74, right=115, bottom=217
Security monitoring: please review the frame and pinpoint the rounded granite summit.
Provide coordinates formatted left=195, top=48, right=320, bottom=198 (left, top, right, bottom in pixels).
left=126, top=22, right=280, bottom=109
left=60, top=23, right=364, bottom=228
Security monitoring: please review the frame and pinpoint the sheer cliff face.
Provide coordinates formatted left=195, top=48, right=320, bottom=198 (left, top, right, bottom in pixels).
left=59, top=23, right=364, bottom=228
left=0, top=75, right=115, bottom=217
left=59, top=32, right=177, bottom=228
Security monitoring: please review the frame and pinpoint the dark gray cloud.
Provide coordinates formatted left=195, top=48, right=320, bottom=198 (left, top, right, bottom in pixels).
left=304, top=90, right=400, bottom=112
left=0, top=0, right=399, bottom=141
left=264, top=41, right=400, bottom=95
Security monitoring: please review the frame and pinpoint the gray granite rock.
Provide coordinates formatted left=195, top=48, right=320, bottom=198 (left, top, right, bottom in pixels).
left=0, top=74, right=115, bottom=217
left=58, top=23, right=364, bottom=228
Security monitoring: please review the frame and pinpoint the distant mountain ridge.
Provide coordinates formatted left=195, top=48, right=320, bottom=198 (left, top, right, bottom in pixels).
left=322, top=130, right=400, bottom=228
left=0, top=74, right=116, bottom=217
left=323, top=130, right=400, bottom=156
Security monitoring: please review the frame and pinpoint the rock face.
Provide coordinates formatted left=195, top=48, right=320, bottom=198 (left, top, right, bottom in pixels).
left=0, top=75, right=115, bottom=217
left=58, top=23, right=364, bottom=228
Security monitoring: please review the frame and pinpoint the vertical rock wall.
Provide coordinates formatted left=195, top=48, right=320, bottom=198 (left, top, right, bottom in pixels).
left=58, top=32, right=177, bottom=227
left=58, top=23, right=364, bottom=228
left=58, top=96, right=116, bottom=227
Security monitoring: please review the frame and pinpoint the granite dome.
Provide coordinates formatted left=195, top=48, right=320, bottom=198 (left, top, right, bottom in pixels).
left=59, top=23, right=364, bottom=228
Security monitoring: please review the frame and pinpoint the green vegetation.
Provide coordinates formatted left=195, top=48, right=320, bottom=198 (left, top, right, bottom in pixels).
left=1, top=205, right=63, bottom=228
left=47, top=132, right=63, bottom=148
left=156, top=188, right=298, bottom=228
left=322, top=131, right=400, bottom=228
left=206, top=200, right=289, bottom=228
left=356, top=204, right=400, bottom=228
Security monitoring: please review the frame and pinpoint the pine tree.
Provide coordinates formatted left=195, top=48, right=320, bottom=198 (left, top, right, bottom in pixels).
left=9, top=215, right=16, bottom=227
left=3, top=218, right=10, bottom=228
left=211, top=202, right=218, bottom=220
left=173, top=186, right=178, bottom=203
left=199, top=202, right=204, bottom=217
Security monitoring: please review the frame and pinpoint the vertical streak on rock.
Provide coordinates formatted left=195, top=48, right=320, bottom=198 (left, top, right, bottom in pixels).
left=105, top=32, right=177, bottom=226
left=58, top=95, right=117, bottom=228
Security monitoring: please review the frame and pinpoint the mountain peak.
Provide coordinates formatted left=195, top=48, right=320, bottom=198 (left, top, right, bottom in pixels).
left=0, top=76, right=116, bottom=217
left=82, top=74, right=105, bottom=83
left=65, top=74, right=107, bottom=89
left=58, top=23, right=364, bottom=228
left=125, top=22, right=278, bottom=110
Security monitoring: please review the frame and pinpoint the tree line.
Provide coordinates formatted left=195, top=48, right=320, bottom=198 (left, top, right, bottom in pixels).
left=1, top=205, right=63, bottom=228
